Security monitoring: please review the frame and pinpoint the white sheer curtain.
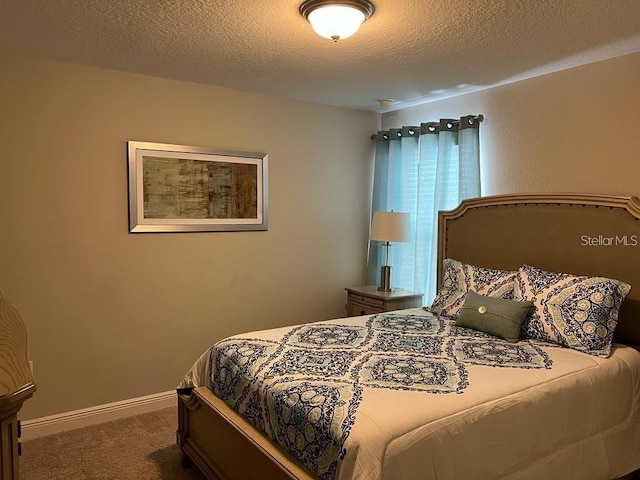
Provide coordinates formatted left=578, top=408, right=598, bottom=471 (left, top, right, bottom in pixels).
left=366, top=115, right=482, bottom=304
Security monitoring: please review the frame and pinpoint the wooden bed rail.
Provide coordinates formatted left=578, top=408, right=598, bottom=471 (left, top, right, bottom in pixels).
left=177, top=387, right=316, bottom=480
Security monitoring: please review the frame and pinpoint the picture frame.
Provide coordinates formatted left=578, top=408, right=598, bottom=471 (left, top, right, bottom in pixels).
left=127, top=141, right=268, bottom=233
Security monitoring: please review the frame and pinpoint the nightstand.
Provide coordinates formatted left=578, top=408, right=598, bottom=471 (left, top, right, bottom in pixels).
left=345, top=286, right=424, bottom=317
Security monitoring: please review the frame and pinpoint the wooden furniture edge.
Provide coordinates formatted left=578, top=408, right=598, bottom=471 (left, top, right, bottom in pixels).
left=177, top=386, right=316, bottom=480
left=344, top=286, right=423, bottom=299
left=1, top=292, right=36, bottom=480
left=0, top=384, right=36, bottom=410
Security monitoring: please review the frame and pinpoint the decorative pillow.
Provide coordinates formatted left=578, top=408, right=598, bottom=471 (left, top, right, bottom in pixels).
left=429, top=259, right=518, bottom=318
left=456, top=291, right=532, bottom=343
left=514, top=264, right=631, bottom=357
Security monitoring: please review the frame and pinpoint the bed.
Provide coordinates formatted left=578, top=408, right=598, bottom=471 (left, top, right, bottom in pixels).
left=176, top=193, right=640, bottom=480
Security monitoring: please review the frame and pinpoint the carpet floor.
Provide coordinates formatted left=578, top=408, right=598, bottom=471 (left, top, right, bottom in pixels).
left=20, top=407, right=206, bottom=480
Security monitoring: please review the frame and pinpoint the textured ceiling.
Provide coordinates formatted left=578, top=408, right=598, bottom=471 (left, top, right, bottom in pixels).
left=1, top=0, right=639, bottom=112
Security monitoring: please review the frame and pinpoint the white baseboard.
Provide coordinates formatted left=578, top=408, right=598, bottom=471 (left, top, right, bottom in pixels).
left=20, top=390, right=177, bottom=441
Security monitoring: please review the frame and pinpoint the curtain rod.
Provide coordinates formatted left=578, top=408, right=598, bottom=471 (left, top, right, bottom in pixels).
left=371, top=114, right=484, bottom=141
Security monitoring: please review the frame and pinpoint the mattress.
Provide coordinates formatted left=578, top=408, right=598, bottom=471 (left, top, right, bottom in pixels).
left=179, top=308, right=640, bottom=480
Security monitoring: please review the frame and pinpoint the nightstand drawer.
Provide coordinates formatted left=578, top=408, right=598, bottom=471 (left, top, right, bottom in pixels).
left=349, top=299, right=383, bottom=316
left=345, top=286, right=424, bottom=317
left=349, top=294, right=384, bottom=309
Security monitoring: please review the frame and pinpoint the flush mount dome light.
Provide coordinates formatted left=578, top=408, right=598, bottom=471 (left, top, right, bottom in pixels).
left=300, top=0, right=375, bottom=42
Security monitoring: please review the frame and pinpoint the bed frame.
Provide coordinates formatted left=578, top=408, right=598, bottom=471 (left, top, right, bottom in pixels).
left=177, top=193, right=640, bottom=480
left=437, top=193, right=640, bottom=348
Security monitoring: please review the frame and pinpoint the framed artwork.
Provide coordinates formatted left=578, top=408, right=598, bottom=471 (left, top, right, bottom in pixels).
left=127, top=141, right=268, bottom=233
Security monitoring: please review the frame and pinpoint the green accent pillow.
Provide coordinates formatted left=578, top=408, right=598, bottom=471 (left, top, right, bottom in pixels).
left=455, top=291, right=533, bottom=343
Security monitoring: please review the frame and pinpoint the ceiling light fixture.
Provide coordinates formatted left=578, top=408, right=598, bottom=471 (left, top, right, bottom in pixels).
left=300, top=0, right=375, bottom=42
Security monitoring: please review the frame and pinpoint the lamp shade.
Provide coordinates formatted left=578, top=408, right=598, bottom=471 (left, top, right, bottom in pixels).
left=370, top=211, right=411, bottom=242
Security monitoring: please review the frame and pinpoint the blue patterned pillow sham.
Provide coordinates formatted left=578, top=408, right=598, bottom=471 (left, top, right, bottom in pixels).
left=514, top=264, right=631, bottom=357
left=429, top=259, right=518, bottom=318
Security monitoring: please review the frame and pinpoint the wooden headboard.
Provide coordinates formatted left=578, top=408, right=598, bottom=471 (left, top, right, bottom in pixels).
left=437, top=193, right=640, bottom=347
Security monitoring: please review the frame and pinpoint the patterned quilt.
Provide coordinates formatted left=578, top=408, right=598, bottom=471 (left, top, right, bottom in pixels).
left=205, top=311, right=553, bottom=479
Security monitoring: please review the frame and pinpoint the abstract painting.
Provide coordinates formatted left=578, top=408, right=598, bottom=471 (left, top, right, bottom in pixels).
left=127, top=141, right=267, bottom=232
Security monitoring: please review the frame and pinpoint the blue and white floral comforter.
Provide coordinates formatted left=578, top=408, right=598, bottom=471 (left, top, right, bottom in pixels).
left=179, top=308, right=640, bottom=480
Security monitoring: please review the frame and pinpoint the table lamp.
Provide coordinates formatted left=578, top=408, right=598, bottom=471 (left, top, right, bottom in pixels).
left=370, top=211, right=411, bottom=292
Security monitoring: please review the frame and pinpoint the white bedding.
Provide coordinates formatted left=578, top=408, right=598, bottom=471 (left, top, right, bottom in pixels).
left=179, top=308, right=640, bottom=480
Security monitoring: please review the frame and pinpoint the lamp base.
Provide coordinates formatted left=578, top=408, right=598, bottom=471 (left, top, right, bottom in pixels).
left=378, top=265, right=391, bottom=292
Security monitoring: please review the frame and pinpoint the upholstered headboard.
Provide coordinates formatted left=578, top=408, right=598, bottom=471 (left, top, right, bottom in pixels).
left=437, top=193, right=640, bottom=347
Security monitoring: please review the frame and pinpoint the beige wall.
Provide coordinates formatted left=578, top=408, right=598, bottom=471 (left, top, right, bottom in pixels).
left=382, top=52, right=640, bottom=197
left=0, top=54, right=378, bottom=419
